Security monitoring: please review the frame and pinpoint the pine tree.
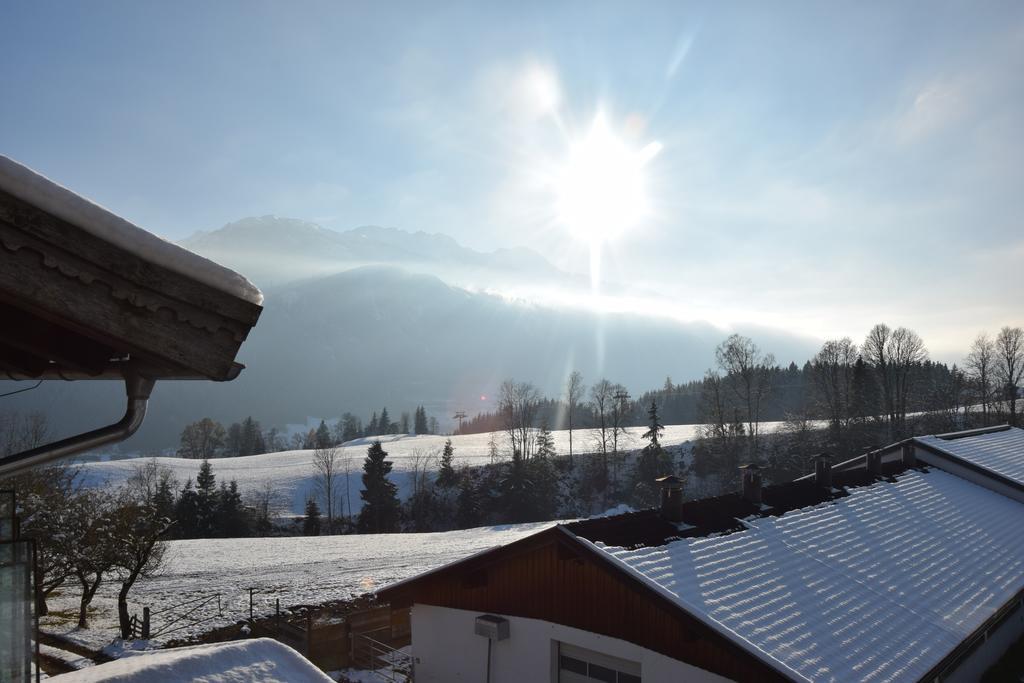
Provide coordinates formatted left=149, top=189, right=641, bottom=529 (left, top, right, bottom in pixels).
left=437, top=439, right=458, bottom=488
left=379, top=407, right=391, bottom=435
left=535, top=422, right=556, bottom=458
left=315, top=420, right=332, bottom=449
left=153, top=477, right=176, bottom=524
left=642, top=400, right=665, bottom=448
left=303, top=498, right=322, bottom=536
left=195, top=459, right=217, bottom=536
left=455, top=471, right=481, bottom=529
left=215, top=480, right=249, bottom=537
left=633, top=399, right=672, bottom=507
left=367, top=412, right=379, bottom=437
left=174, top=479, right=199, bottom=538
left=414, top=407, right=429, bottom=435
left=357, top=440, right=401, bottom=533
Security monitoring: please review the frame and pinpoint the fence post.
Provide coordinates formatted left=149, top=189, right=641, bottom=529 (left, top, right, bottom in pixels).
left=275, top=599, right=280, bottom=635
left=142, top=607, right=150, bottom=639
left=306, top=611, right=313, bottom=656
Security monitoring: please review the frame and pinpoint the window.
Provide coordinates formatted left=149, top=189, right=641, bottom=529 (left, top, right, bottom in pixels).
left=558, top=643, right=641, bottom=683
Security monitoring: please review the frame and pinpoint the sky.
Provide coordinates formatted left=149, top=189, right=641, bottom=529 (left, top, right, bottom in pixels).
left=2, top=1, right=1022, bottom=359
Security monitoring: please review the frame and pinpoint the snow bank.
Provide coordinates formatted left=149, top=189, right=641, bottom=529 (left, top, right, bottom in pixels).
left=50, top=638, right=330, bottom=682
left=0, top=154, right=262, bottom=305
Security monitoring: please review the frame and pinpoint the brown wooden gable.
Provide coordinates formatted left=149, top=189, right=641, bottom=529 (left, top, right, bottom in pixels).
left=0, top=188, right=262, bottom=381
left=378, top=526, right=790, bottom=682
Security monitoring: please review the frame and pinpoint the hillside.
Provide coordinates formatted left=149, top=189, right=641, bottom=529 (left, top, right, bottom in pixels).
left=9, top=264, right=817, bottom=451
left=43, top=520, right=557, bottom=651
left=77, top=424, right=709, bottom=516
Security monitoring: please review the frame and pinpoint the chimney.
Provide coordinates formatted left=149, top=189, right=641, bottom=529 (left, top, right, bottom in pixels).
left=739, top=464, right=762, bottom=505
left=901, top=442, right=916, bottom=467
left=812, top=453, right=832, bottom=488
left=655, top=475, right=684, bottom=522
left=866, top=450, right=883, bottom=475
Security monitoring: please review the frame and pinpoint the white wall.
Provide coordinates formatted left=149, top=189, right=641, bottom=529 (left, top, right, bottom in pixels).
left=410, top=604, right=732, bottom=683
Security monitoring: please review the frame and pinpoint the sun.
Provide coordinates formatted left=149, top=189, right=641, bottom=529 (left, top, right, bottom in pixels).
left=554, top=113, right=661, bottom=246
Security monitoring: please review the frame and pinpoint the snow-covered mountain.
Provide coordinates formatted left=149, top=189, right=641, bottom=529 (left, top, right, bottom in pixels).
left=5, top=264, right=817, bottom=450
left=180, top=216, right=570, bottom=289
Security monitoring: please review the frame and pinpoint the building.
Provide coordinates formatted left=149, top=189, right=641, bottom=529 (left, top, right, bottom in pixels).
left=0, top=154, right=262, bottom=476
left=0, top=154, right=262, bottom=681
left=378, top=426, right=1024, bottom=682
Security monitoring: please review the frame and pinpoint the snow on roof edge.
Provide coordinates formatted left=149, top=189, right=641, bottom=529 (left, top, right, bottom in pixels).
left=0, top=154, right=263, bottom=306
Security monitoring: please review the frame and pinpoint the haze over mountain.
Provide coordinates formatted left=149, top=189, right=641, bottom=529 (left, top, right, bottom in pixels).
left=181, top=216, right=574, bottom=291
left=5, top=218, right=819, bottom=451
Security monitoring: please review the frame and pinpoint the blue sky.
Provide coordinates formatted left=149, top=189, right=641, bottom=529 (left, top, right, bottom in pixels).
left=2, top=1, right=1022, bottom=356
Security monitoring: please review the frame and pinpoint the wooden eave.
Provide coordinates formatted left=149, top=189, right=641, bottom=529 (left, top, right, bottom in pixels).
left=0, top=188, right=261, bottom=381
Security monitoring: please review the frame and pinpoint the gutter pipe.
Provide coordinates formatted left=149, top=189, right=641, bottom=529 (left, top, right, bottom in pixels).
left=0, top=370, right=155, bottom=479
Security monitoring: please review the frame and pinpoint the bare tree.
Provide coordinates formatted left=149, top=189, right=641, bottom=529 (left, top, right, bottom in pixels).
left=812, top=338, right=858, bottom=446
left=313, top=445, right=342, bottom=534
left=863, top=323, right=894, bottom=431
left=8, top=464, right=78, bottom=616
left=965, top=332, right=997, bottom=425
left=0, top=410, right=48, bottom=457
left=245, top=480, right=288, bottom=535
left=177, top=418, right=226, bottom=459
left=889, top=327, right=927, bottom=437
left=111, top=497, right=172, bottom=639
left=498, top=379, right=541, bottom=460
left=124, top=459, right=177, bottom=506
left=863, top=323, right=927, bottom=439
left=996, top=326, right=1024, bottom=425
left=68, top=490, right=118, bottom=628
left=715, top=334, right=775, bottom=455
left=565, top=371, right=585, bottom=466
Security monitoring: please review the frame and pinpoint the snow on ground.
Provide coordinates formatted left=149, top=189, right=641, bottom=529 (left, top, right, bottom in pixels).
left=50, top=638, right=330, bottom=682
left=43, top=521, right=556, bottom=651
left=76, top=423, right=794, bottom=516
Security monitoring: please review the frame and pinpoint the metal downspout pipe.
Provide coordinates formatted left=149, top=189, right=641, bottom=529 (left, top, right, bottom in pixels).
left=0, top=370, right=155, bottom=478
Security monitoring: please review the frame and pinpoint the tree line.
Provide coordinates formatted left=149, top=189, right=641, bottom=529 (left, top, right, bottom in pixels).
left=177, top=405, right=438, bottom=459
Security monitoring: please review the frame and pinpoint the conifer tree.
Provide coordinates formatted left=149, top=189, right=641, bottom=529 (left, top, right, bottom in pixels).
left=358, top=440, right=401, bottom=533
left=455, top=471, right=481, bottom=529
left=174, top=479, right=199, bottom=538
left=195, top=460, right=217, bottom=536
left=367, top=412, right=379, bottom=437
left=378, top=407, right=391, bottom=435
left=633, top=400, right=673, bottom=507
left=414, top=406, right=429, bottom=435
left=303, top=498, right=322, bottom=536
left=642, top=400, right=665, bottom=448
left=535, top=422, right=556, bottom=458
left=153, top=477, right=176, bottom=524
left=437, top=439, right=458, bottom=488
left=315, top=420, right=332, bottom=449
left=215, top=480, right=249, bottom=537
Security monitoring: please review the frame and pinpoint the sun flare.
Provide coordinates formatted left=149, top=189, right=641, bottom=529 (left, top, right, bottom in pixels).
left=554, top=113, right=661, bottom=246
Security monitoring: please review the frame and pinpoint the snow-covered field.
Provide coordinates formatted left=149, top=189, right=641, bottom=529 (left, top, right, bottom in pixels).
left=75, top=423, right=792, bottom=516
left=43, top=521, right=556, bottom=652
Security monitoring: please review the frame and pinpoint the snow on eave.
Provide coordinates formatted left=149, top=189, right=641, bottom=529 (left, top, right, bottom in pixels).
left=563, top=528, right=810, bottom=683
left=0, top=154, right=263, bottom=306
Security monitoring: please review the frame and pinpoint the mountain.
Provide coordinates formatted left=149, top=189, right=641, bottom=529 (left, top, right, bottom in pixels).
left=180, top=216, right=571, bottom=289
left=4, top=266, right=818, bottom=451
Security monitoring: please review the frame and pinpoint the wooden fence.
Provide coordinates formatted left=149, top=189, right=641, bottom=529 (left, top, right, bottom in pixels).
left=253, top=603, right=411, bottom=672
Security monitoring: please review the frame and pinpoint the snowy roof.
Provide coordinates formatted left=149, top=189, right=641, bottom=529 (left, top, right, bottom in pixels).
left=917, top=427, right=1024, bottom=487
left=51, top=638, right=331, bottom=683
left=587, top=468, right=1024, bottom=682
left=0, top=154, right=262, bottom=305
